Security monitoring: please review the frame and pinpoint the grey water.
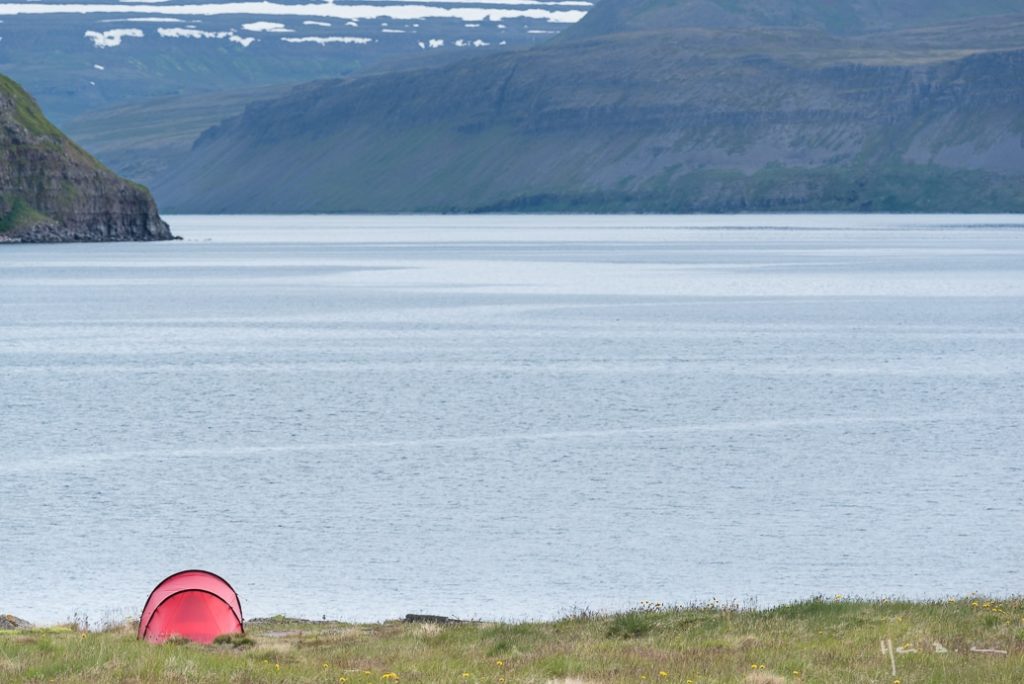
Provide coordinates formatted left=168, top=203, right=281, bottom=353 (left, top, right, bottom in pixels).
left=2, top=214, right=1023, bottom=625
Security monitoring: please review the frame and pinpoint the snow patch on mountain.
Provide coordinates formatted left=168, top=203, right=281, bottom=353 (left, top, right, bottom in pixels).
left=242, top=20, right=290, bottom=32
left=84, top=27, right=143, bottom=47
left=0, top=3, right=589, bottom=25
left=157, top=26, right=254, bottom=45
left=100, top=16, right=184, bottom=22
left=281, top=35, right=372, bottom=44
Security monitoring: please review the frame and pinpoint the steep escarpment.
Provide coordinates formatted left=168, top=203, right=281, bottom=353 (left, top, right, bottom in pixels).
left=1, top=74, right=171, bottom=243
left=154, top=13, right=1024, bottom=213
left=565, top=0, right=1024, bottom=37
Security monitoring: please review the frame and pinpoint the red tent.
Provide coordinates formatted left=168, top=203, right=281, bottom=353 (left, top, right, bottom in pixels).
left=138, top=570, right=244, bottom=644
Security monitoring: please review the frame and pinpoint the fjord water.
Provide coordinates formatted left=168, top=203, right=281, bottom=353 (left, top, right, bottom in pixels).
left=2, top=215, right=1023, bottom=624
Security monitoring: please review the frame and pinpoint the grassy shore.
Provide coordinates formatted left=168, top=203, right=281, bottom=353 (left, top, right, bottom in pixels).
left=2, top=598, right=1022, bottom=683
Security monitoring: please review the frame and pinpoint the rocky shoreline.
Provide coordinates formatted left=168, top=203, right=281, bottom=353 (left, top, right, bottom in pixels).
left=0, top=222, right=178, bottom=244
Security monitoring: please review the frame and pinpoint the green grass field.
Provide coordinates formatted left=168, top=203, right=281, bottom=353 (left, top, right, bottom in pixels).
left=2, top=598, right=1021, bottom=683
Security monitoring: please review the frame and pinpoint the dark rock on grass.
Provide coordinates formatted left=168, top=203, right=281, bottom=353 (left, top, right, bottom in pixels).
left=404, top=614, right=462, bottom=624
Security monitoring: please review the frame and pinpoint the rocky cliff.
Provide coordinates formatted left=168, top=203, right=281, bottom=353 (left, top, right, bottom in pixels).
left=1, top=74, right=171, bottom=243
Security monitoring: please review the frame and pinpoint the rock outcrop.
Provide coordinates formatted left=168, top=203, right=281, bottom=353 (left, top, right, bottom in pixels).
left=0, top=614, right=32, bottom=630
left=1, top=74, right=172, bottom=243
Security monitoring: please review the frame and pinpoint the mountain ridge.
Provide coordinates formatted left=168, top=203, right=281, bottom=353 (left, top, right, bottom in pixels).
left=152, top=2, right=1024, bottom=213
left=566, top=0, right=1024, bottom=37
left=0, top=4, right=582, bottom=125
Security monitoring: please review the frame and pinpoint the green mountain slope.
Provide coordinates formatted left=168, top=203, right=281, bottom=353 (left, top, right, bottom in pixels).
left=0, top=74, right=171, bottom=242
left=153, top=5, right=1024, bottom=213
left=0, top=11, right=568, bottom=126
left=62, top=84, right=297, bottom=190
left=60, top=46, right=509, bottom=190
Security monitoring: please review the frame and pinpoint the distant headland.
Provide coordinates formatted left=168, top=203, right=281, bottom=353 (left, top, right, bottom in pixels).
left=0, top=73, right=172, bottom=244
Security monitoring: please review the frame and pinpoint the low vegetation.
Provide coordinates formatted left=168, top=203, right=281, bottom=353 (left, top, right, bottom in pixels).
left=0, top=75, right=64, bottom=140
left=2, top=597, right=1023, bottom=682
left=0, top=198, right=50, bottom=234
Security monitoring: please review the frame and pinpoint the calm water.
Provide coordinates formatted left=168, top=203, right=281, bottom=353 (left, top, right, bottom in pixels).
left=2, top=215, right=1023, bottom=625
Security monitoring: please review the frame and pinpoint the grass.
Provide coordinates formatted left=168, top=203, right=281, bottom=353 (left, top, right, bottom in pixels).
left=1, top=597, right=1023, bottom=683
left=1, top=72, right=118, bottom=180
left=0, top=198, right=51, bottom=234
left=0, top=74, right=64, bottom=139
left=476, top=162, right=1024, bottom=214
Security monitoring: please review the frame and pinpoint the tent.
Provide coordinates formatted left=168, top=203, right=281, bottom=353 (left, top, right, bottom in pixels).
left=138, top=570, right=244, bottom=644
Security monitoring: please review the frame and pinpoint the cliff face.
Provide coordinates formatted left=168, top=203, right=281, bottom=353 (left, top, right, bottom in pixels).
left=0, top=74, right=171, bottom=243
left=153, top=15, right=1024, bottom=213
left=565, top=0, right=1024, bottom=37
